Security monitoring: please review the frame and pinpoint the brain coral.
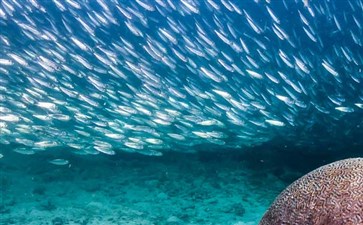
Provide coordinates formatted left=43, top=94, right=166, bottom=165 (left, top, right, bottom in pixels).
left=259, top=158, right=363, bottom=225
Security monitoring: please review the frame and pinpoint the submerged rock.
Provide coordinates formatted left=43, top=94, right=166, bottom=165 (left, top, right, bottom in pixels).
left=52, top=217, right=64, bottom=225
left=166, top=215, right=183, bottom=224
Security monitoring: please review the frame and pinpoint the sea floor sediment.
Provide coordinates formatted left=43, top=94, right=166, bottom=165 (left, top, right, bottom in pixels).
left=0, top=149, right=299, bottom=225
left=2, top=143, right=362, bottom=225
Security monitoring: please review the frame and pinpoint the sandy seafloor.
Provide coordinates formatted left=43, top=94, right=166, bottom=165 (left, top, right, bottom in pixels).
left=1, top=143, right=357, bottom=225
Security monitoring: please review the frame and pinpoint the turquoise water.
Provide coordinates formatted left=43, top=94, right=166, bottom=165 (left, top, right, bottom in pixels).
left=1, top=146, right=284, bottom=224
left=1, top=0, right=363, bottom=224
left=1, top=143, right=362, bottom=224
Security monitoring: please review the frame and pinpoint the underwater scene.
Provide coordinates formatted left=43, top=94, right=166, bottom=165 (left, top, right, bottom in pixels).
left=0, top=0, right=363, bottom=224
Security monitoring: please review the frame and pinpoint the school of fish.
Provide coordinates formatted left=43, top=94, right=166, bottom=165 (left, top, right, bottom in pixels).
left=0, top=0, right=363, bottom=157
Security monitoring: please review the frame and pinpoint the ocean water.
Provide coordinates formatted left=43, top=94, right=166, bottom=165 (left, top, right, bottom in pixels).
left=1, top=0, right=363, bottom=224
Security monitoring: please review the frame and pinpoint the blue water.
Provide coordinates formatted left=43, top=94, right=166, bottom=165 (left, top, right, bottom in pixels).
left=1, top=0, right=363, bottom=155
left=1, top=0, right=363, bottom=224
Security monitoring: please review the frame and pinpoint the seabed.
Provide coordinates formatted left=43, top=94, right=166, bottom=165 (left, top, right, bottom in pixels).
left=1, top=146, right=298, bottom=225
left=3, top=142, right=358, bottom=225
